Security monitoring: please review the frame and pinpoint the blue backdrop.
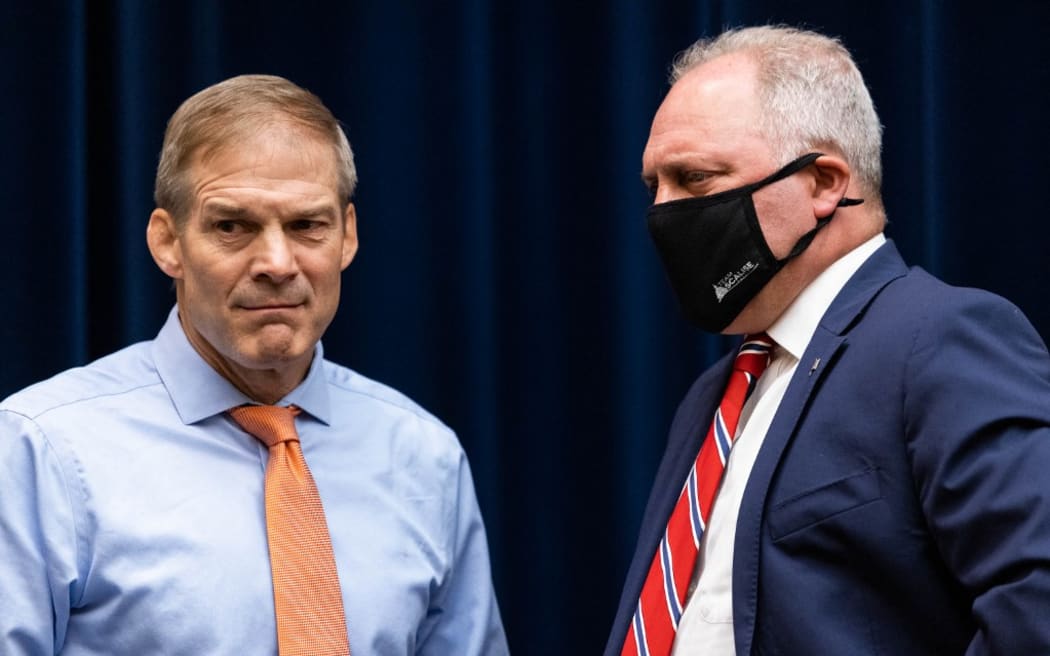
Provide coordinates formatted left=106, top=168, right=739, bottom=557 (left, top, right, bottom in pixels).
left=2, top=1, right=1048, bottom=652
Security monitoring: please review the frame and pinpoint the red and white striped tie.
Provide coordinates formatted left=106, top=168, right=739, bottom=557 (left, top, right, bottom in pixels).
left=623, top=334, right=773, bottom=656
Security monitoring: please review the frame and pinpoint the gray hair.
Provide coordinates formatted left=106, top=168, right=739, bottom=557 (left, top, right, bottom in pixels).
left=154, top=74, right=356, bottom=224
left=671, top=26, right=883, bottom=204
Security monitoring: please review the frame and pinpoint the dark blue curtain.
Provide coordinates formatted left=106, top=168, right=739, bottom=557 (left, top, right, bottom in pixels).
left=3, top=1, right=1048, bottom=652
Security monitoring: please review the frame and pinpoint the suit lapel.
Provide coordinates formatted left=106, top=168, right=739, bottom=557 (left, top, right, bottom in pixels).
left=730, top=328, right=846, bottom=654
left=731, top=241, right=909, bottom=655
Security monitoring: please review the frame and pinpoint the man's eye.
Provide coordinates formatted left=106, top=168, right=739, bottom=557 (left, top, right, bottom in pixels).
left=683, top=170, right=710, bottom=185
left=291, top=220, right=318, bottom=230
left=215, top=220, right=241, bottom=233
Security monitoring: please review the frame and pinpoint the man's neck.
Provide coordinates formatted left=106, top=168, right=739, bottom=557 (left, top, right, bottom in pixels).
left=177, top=311, right=309, bottom=405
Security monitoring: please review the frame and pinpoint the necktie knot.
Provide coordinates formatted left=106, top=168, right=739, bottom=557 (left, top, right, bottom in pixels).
left=228, top=405, right=301, bottom=449
left=734, top=332, right=773, bottom=380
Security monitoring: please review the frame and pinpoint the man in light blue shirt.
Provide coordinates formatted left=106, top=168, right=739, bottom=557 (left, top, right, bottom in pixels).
left=0, top=74, right=508, bottom=655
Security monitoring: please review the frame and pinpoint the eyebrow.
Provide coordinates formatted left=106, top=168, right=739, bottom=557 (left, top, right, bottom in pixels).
left=201, top=202, right=251, bottom=218
left=289, top=206, right=340, bottom=221
left=201, top=201, right=338, bottom=220
left=643, top=157, right=732, bottom=180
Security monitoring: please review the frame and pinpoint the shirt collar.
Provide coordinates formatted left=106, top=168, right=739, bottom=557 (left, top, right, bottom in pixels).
left=152, top=306, right=332, bottom=425
left=767, top=233, right=886, bottom=361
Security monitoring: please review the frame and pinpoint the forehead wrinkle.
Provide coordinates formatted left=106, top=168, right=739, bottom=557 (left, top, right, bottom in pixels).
left=200, top=195, right=339, bottom=223
left=190, top=126, right=339, bottom=196
left=642, top=132, right=731, bottom=174
left=201, top=200, right=250, bottom=215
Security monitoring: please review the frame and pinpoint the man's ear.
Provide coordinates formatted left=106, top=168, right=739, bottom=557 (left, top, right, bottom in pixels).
left=810, top=154, right=853, bottom=219
left=147, top=208, right=184, bottom=279
left=340, top=203, right=359, bottom=271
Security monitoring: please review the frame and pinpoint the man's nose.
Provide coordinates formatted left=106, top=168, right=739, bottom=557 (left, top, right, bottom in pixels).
left=251, top=228, right=299, bottom=283
left=653, top=180, right=688, bottom=205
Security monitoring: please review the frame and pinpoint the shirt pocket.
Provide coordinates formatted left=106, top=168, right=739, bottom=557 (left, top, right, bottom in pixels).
left=767, top=467, right=882, bottom=542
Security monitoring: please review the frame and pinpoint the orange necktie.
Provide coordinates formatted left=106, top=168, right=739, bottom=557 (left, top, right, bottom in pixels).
left=229, top=405, right=350, bottom=656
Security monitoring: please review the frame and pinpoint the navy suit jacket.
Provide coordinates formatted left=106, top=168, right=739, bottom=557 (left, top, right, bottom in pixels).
left=606, top=241, right=1050, bottom=655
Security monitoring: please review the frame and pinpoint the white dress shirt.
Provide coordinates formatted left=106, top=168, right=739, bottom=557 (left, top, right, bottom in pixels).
left=671, top=234, right=886, bottom=654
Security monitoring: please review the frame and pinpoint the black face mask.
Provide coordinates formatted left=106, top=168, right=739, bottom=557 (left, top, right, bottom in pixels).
left=646, top=152, right=863, bottom=333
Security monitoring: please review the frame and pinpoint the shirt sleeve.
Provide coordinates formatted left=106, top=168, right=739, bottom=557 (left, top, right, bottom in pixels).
left=905, top=292, right=1050, bottom=654
left=0, top=410, right=81, bottom=654
left=415, top=452, right=509, bottom=656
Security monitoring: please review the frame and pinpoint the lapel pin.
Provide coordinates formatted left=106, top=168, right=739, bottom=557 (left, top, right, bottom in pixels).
left=809, top=357, right=821, bottom=375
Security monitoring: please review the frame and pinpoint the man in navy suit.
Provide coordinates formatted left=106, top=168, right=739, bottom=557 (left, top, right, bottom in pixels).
left=606, top=25, right=1050, bottom=655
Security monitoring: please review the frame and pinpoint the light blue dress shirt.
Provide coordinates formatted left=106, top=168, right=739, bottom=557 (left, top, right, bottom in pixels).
left=0, top=308, right=508, bottom=655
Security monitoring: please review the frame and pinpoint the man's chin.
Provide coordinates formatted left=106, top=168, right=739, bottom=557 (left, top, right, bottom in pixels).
left=239, top=345, right=310, bottom=370
left=229, top=331, right=314, bottom=368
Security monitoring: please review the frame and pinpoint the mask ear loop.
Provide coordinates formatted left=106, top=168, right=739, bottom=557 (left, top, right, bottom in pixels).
left=777, top=152, right=865, bottom=260
left=783, top=196, right=865, bottom=261
left=744, top=152, right=823, bottom=193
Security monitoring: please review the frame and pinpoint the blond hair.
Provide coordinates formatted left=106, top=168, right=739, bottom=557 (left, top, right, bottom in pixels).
left=154, top=74, right=356, bottom=223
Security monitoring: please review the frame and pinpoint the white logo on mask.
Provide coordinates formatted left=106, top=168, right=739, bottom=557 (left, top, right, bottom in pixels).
left=713, top=260, right=758, bottom=303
